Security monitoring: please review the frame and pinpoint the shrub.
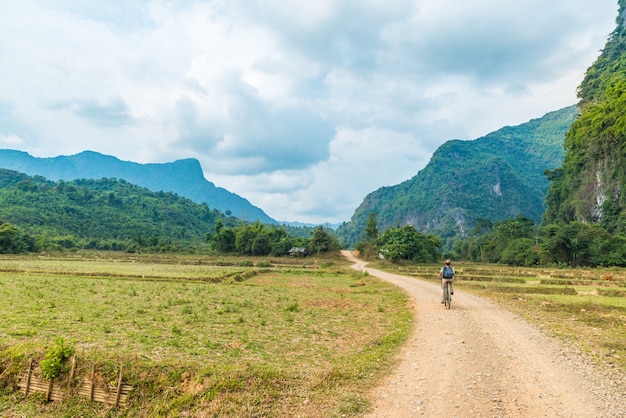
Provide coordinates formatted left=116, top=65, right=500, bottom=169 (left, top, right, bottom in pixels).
left=40, top=338, right=74, bottom=379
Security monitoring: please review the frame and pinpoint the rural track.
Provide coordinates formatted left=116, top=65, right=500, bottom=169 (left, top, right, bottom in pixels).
left=340, top=251, right=626, bottom=418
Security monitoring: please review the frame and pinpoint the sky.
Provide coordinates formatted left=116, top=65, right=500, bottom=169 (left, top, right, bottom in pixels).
left=0, top=0, right=619, bottom=224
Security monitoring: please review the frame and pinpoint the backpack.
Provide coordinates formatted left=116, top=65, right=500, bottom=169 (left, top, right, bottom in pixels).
left=442, top=266, right=454, bottom=279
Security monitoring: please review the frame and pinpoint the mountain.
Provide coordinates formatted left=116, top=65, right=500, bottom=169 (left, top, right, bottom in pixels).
left=337, top=106, right=578, bottom=248
left=0, top=150, right=277, bottom=224
left=543, top=0, right=626, bottom=233
left=0, top=169, right=237, bottom=251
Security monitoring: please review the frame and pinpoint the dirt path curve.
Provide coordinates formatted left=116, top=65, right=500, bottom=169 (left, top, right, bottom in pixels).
left=341, top=251, right=626, bottom=418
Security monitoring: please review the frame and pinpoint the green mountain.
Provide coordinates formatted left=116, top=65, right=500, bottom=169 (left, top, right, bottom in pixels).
left=337, top=106, right=578, bottom=248
left=0, top=150, right=276, bottom=224
left=0, top=169, right=237, bottom=251
left=543, top=0, right=626, bottom=232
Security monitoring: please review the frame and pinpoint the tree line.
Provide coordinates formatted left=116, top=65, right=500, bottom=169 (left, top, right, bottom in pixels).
left=355, top=211, right=626, bottom=267
left=0, top=169, right=338, bottom=256
left=451, top=215, right=626, bottom=267
left=207, top=220, right=340, bottom=256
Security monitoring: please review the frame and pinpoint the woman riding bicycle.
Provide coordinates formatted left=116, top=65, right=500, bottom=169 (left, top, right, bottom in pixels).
left=439, top=259, right=455, bottom=303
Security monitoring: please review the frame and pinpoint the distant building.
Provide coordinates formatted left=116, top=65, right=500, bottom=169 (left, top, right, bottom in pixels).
left=288, top=247, right=308, bottom=257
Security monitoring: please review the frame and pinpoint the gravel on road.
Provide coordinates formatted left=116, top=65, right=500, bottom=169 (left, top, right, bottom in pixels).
left=341, top=251, right=626, bottom=418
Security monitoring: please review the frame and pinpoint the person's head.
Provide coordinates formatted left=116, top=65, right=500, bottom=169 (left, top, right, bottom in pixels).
left=445, top=259, right=451, bottom=266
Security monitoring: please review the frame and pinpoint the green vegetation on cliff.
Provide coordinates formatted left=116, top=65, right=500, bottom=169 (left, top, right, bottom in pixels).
left=544, top=1, right=626, bottom=232
left=338, top=106, right=577, bottom=249
left=538, top=0, right=626, bottom=266
left=455, top=1, right=626, bottom=267
left=0, top=169, right=229, bottom=252
left=0, top=169, right=332, bottom=256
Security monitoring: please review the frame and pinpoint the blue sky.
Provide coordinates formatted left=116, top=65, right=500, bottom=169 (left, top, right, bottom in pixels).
left=0, top=0, right=618, bottom=224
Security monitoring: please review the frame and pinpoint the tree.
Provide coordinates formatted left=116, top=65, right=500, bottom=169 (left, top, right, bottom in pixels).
left=250, top=232, right=271, bottom=256
left=500, top=238, right=539, bottom=266
left=233, top=222, right=275, bottom=256
left=213, top=227, right=236, bottom=253
left=471, top=218, right=493, bottom=236
left=376, top=225, right=441, bottom=262
left=540, top=222, right=608, bottom=266
left=308, top=226, right=340, bottom=254
left=0, top=222, right=33, bottom=253
left=235, top=224, right=257, bottom=255
left=593, top=234, right=626, bottom=266
left=484, top=215, right=537, bottom=263
left=271, top=236, right=297, bottom=257
left=214, top=218, right=225, bottom=234
left=364, top=213, right=378, bottom=241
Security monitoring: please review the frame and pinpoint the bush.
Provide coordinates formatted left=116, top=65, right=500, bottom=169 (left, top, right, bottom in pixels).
left=40, top=338, right=74, bottom=379
left=501, top=238, right=540, bottom=266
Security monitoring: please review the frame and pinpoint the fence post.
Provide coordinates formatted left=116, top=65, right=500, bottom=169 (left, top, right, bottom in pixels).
left=67, top=356, right=77, bottom=397
left=46, top=379, right=53, bottom=402
left=114, top=365, right=124, bottom=407
left=90, top=365, right=95, bottom=401
left=24, top=359, right=33, bottom=397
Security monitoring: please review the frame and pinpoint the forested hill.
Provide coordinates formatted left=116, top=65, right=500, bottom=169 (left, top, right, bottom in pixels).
left=0, top=169, right=236, bottom=251
left=0, top=150, right=276, bottom=224
left=543, top=0, right=626, bottom=232
left=337, top=106, right=578, bottom=248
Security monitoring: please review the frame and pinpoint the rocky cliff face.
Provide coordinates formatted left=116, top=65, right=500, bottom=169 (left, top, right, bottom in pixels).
left=543, top=0, right=626, bottom=231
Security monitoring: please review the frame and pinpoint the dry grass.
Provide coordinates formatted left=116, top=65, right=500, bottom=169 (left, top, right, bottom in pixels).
left=0, top=252, right=412, bottom=417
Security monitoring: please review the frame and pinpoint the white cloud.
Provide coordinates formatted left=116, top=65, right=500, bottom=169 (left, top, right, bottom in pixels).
left=212, top=127, right=434, bottom=223
left=0, top=0, right=618, bottom=223
left=0, top=134, right=25, bottom=146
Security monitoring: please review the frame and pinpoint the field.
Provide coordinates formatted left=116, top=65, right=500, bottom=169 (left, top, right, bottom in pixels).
left=0, top=252, right=412, bottom=417
left=2, top=253, right=625, bottom=417
left=369, top=260, right=626, bottom=370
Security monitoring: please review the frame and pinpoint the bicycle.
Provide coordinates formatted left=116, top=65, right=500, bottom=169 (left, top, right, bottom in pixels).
left=442, top=279, right=452, bottom=309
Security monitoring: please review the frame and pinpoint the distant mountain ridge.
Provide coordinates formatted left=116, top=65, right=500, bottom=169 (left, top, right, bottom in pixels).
left=0, top=150, right=277, bottom=224
left=337, top=105, right=578, bottom=248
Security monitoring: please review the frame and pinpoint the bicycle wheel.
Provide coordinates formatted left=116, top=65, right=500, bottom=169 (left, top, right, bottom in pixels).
left=445, top=283, right=451, bottom=309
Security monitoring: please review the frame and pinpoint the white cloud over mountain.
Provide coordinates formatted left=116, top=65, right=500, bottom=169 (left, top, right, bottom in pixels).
left=0, top=0, right=617, bottom=223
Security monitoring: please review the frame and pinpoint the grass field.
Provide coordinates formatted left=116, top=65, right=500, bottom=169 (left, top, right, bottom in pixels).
left=2, top=253, right=625, bottom=416
left=0, top=252, right=412, bottom=417
left=369, top=260, right=626, bottom=370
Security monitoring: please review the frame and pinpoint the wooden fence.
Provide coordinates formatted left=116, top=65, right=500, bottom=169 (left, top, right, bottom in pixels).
left=18, top=357, right=132, bottom=407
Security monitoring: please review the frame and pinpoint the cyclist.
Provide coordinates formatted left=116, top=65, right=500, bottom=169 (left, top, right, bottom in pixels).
left=439, top=259, right=455, bottom=303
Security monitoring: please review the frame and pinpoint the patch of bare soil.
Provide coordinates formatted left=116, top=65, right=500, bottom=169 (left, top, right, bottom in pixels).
left=341, top=251, right=626, bottom=418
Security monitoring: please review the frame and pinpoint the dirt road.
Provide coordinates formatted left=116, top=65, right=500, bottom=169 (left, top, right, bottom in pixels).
left=341, top=251, right=626, bottom=418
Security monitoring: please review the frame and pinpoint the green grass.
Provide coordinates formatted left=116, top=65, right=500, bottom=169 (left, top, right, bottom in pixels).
left=0, top=252, right=412, bottom=417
